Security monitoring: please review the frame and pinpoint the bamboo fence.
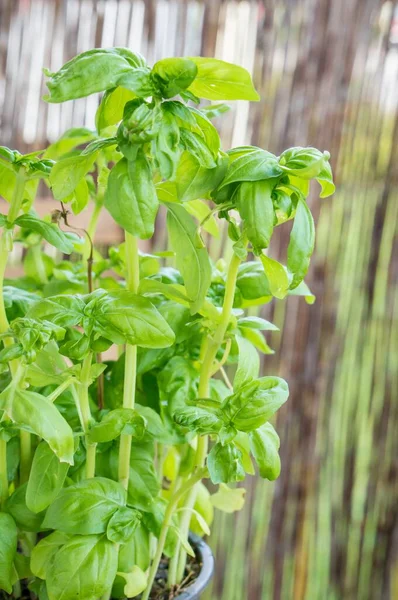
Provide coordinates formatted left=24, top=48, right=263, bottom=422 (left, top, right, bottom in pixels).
left=0, top=1, right=397, bottom=599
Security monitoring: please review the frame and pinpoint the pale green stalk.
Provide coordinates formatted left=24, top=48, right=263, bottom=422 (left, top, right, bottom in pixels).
left=171, top=250, right=243, bottom=586
left=77, top=353, right=96, bottom=478
left=118, top=232, right=140, bottom=489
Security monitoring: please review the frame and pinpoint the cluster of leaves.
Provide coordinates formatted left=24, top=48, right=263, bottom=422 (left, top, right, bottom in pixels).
left=0, top=48, right=334, bottom=600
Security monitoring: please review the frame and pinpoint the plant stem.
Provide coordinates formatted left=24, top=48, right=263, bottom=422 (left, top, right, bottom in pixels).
left=19, top=432, right=32, bottom=484
left=0, top=439, right=8, bottom=508
left=141, top=469, right=206, bottom=600
left=118, top=232, right=140, bottom=490
left=46, top=377, right=75, bottom=404
left=173, top=250, right=243, bottom=584
left=0, top=171, right=26, bottom=494
left=78, top=353, right=96, bottom=478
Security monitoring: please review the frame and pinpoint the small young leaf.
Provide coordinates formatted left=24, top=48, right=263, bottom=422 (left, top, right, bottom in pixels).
left=117, top=565, right=148, bottom=598
left=166, top=202, right=212, bottom=313
left=219, top=148, right=282, bottom=189
left=207, top=442, right=245, bottom=484
left=210, top=483, right=246, bottom=513
left=234, top=335, right=260, bottom=388
left=221, top=377, right=289, bottom=432
left=49, top=152, right=97, bottom=200
left=260, top=254, right=289, bottom=299
left=106, top=506, right=141, bottom=543
left=249, top=422, right=281, bottom=480
left=287, top=198, right=315, bottom=289
left=151, top=57, right=197, bottom=98
left=88, top=408, right=146, bottom=443
left=235, top=179, right=276, bottom=251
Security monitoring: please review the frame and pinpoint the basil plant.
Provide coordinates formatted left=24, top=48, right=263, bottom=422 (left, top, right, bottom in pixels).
left=0, top=49, right=334, bottom=600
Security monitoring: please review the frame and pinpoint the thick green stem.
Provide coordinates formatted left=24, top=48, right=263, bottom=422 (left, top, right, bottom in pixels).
left=141, top=469, right=206, bottom=600
left=78, top=353, right=96, bottom=478
left=118, top=232, right=140, bottom=490
left=173, top=251, right=242, bottom=584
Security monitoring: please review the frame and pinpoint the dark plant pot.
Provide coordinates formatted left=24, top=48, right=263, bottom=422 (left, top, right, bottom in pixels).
left=176, top=534, right=215, bottom=599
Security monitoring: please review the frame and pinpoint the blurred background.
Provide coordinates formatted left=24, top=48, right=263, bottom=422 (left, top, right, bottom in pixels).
left=0, top=1, right=397, bottom=599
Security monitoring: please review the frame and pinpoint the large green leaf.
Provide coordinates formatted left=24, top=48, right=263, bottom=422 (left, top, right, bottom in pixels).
left=221, top=376, right=289, bottom=432
left=15, top=213, right=76, bottom=253
left=166, top=202, right=211, bottom=313
left=46, top=535, right=118, bottom=600
left=31, top=531, right=72, bottom=579
left=0, top=513, right=17, bottom=594
left=219, top=148, right=282, bottom=189
left=44, top=47, right=146, bottom=102
left=0, top=386, right=74, bottom=464
left=43, top=477, right=126, bottom=534
left=207, top=442, right=245, bottom=484
left=26, top=442, right=69, bottom=513
left=104, top=153, right=159, bottom=239
left=187, top=57, right=260, bottom=101
left=86, top=290, right=175, bottom=348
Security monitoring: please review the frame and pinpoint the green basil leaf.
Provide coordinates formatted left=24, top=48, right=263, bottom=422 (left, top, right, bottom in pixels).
left=207, top=442, right=245, bottom=484
left=135, top=404, right=170, bottom=441
left=27, top=294, right=85, bottom=327
left=287, top=198, right=315, bottom=289
left=260, top=254, right=289, bottom=299
left=117, top=524, right=151, bottom=573
left=106, top=506, right=141, bottom=543
left=70, top=177, right=89, bottom=215
left=200, top=103, right=231, bottom=119
left=0, top=387, right=74, bottom=464
left=124, top=444, right=160, bottom=511
left=237, top=316, right=279, bottom=331
left=46, top=535, right=118, bottom=600
left=87, top=290, right=175, bottom=348
left=152, top=110, right=180, bottom=179
left=188, top=57, right=260, bottom=101
left=31, top=531, right=72, bottom=579
left=279, top=146, right=329, bottom=179
left=5, top=484, right=45, bottom=532
left=210, top=483, right=246, bottom=514
left=236, top=179, right=275, bottom=250
left=95, top=86, right=137, bottom=134
left=105, top=153, right=159, bottom=239
left=249, top=422, right=281, bottom=480
left=3, top=286, right=40, bottom=320
left=234, top=335, right=260, bottom=388
left=179, top=128, right=217, bottom=169
left=43, top=477, right=126, bottom=534
left=49, top=152, right=97, bottom=200
left=185, top=199, right=219, bottom=237
left=173, top=151, right=228, bottom=203
left=235, top=261, right=272, bottom=304
left=0, top=513, right=17, bottom=594
left=166, top=202, right=211, bottom=313
left=158, top=357, right=198, bottom=417
left=26, top=442, right=69, bottom=513
left=44, top=48, right=146, bottom=102
left=44, top=127, right=96, bottom=160
left=219, top=148, right=282, bottom=189
left=116, top=565, right=148, bottom=598
left=151, top=57, right=197, bottom=98
left=117, top=67, right=155, bottom=97
left=174, top=406, right=223, bottom=435
left=239, top=327, right=274, bottom=355
left=288, top=280, right=315, bottom=304
left=88, top=408, right=146, bottom=443
left=316, top=160, right=335, bottom=198
left=221, top=376, right=289, bottom=432
left=15, top=213, right=74, bottom=253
